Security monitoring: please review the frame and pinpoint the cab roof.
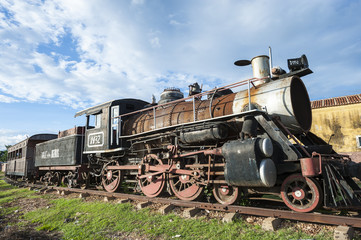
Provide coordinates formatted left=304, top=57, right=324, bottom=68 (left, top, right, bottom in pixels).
left=74, top=99, right=149, bottom=117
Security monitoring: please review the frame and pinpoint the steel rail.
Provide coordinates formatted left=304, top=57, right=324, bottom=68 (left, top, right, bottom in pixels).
left=5, top=178, right=361, bottom=228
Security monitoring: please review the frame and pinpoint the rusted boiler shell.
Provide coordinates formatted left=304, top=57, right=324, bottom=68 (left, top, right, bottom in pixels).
left=123, top=75, right=311, bottom=135
left=123, top=93, right=236, bottom=135
left=233, top=76, right=312, bottom=133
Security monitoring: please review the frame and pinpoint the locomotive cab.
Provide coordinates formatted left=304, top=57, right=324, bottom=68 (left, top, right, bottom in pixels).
left=75, top=99, right=149, bottom=154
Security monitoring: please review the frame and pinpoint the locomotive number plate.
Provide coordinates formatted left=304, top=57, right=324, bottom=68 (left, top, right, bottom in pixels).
left=88, top=132, right=104, bottom=147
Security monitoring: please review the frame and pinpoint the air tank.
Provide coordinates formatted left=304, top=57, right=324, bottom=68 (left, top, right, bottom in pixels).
left=222, top=138, right=277, bottom=187
left=179, top=123, right=229, bottom=144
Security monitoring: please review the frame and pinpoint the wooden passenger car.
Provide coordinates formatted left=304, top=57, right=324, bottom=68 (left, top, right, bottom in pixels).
left=6, top=134, right=57, bottom=178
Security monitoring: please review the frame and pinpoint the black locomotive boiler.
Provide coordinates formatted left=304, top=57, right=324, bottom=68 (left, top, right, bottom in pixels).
left=6, top=54, right=361, bottom=213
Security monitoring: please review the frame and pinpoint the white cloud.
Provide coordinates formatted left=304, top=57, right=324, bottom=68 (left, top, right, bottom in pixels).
left=169, top=20, right=181, bottom=26
left=0, top=0, right=360, bottom=113
left=0, top=129, right=28, bottom=150
left=0, top=94, right=18, bottom=103
left=149, top=32, right=161, bottom=48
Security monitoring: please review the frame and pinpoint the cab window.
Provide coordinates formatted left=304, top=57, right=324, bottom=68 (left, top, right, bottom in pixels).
left=87, top=113, right=102, bottom=129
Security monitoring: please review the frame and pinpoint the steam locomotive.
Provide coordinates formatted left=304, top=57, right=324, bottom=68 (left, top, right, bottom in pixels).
left=6, top=54, right=361, bottom=213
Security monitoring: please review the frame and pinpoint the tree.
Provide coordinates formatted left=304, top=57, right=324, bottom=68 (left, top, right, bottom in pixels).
left=0, top=145, right=11, bottom=162
left=0, top=150, right=7, bottom=162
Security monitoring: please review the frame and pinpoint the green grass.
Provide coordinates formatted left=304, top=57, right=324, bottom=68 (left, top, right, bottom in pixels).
left=0, top=175, right=40, bottom=217
left=0, top=172, right=334, bottom=240
left=23, top=198, right=333, bottom=240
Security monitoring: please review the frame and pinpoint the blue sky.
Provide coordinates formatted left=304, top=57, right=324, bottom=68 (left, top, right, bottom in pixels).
left=1, top=0, right=361, bottom=150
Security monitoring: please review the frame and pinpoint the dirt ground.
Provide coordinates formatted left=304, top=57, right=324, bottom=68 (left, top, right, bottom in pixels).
left=0, top=193, right=63, bottom=240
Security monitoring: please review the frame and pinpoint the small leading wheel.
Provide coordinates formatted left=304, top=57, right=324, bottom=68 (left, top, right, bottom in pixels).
left=281, top=174, right=322, bottom=212
left=212, top=177, right=240, bottom=205
left=102, top=161, right=122, bottom=193
left=138, top=154, right=166, bottom=197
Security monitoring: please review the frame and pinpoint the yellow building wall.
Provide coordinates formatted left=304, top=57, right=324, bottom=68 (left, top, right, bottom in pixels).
left=310, top=103, right=361, bottom=153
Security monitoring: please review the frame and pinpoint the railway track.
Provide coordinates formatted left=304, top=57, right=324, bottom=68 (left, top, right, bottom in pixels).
left=5, top=177, right=361, bottom=229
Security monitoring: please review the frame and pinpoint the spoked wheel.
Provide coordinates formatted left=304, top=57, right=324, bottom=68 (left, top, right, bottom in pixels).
left=53, top=172, right=61, bottom=186
left=101, top=161, right=122, bottom=193
left=169, top=168, right=203, bottom=201
left=62, top=172, right=76, bottom=188
left=212, top=177, right=240, bottom=205
left=281, top=174, right=322, bottom=212
left=39, top=174, right=48, bottom=185
left=138, top=154, right=166, bottom=197
left=40, top=172, right=53, bottom=186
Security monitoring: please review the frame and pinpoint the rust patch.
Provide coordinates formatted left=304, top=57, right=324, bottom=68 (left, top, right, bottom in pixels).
left=123, top=93, right=237, bottom=134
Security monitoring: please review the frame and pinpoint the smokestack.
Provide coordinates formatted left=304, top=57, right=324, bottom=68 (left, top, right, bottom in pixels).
left=251, top=55, right=271, bottom=86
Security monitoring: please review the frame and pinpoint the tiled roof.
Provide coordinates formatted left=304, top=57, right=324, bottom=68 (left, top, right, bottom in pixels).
left=311, top=93, right=361, bottom=109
